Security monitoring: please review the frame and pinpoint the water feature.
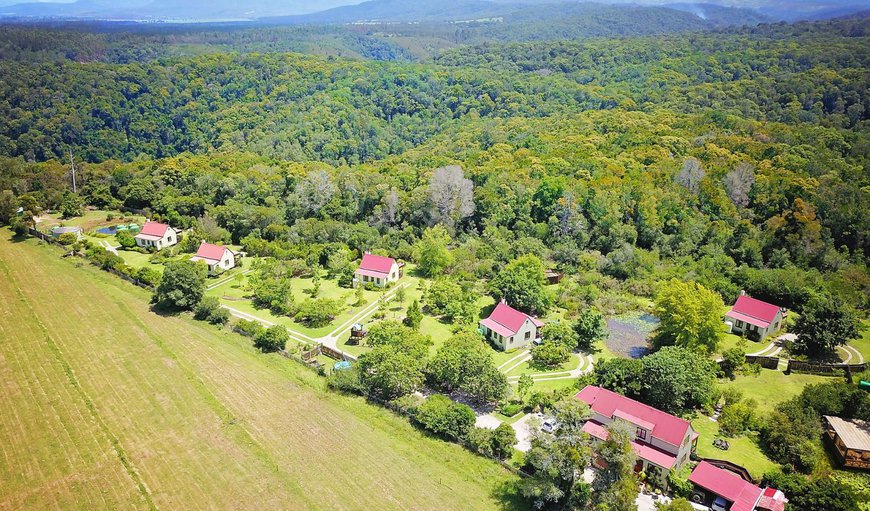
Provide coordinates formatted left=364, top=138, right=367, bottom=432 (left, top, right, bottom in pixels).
left=605, top=312, right=659, bottom=359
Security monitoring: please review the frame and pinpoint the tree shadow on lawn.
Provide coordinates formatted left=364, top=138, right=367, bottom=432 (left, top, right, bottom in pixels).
left=490, top=479, right=528, bottom=511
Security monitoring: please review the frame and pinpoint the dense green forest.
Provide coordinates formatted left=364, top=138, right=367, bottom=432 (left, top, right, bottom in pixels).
left=1, top=15, right=867, bottom=315
left=1, top=12, right=869, bottom=511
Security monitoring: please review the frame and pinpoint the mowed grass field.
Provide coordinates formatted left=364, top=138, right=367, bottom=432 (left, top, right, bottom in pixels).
left=0, top=232, right=521, bottom=511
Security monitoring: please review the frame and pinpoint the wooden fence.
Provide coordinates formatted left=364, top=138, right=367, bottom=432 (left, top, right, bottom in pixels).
left=321, top=344, right=357, bottom=362
left=787, top=360, right=868, bottom=376
left=744, top=355, right=779, bottom=369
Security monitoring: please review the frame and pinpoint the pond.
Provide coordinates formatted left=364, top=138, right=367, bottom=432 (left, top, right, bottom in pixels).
left=96, top=224, right=139, bottom=235
left=605, top=312, right=659, bottom=359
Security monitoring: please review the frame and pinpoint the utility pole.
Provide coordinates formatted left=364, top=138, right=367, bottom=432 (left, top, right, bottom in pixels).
left=69, top=147, right=77, bottom=194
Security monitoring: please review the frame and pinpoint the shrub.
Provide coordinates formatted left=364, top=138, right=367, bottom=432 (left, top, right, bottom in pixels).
left=194, top=296, right=221, bottom=320
left=414, top=394, right=475, bottom=440
left=718, top=399, right=759, bottom=437
left=253, top=325, right=290, bottom=353
left=206, top=306, right=230, bottom=325
left=136, top=266, right=161, bottom=287
left=531, top=340, right=570, bottom=368
left=58, top=232, right=79, bottom=246
left=116, top=229, right=136, bottom=249
left=194, top=296, right=229, bottom=325
left=326, top=366, right=364, bottom=395
left=490, top=423, right=517, bottom=459
left=389, top=394, right=423, bottom=416
left=233, top=319, right=264, bottom=338
left=500, top=402, right=524, bottom=417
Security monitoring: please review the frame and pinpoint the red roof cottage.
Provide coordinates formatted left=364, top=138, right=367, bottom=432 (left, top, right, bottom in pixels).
left=479, top=300, right=543, bottom=350
left=724, top=293, right=784, bottom=341
left=575, top=386, right=698, bottom=487
left=688, top=461, right=787, bottom=511
left=189, top=242, right=235, bottom=275
left=134, top=221, right=178, bottom=251
left=354, top=253, right=401, bottom=288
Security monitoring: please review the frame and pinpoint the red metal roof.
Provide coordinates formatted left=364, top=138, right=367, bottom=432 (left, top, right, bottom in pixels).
left=581, top=421, right=677, bottom=469
left=481, top=301, right=541, bottom=337
left=195, top=242, right=229, bottom=262
left=689, top=462, right=764, bottom=511
left=575, top=386, right=692, bottom=447
left=727, top=295, right=781, bottom=327
left=758, top=488, right=787, bottom=511
left=358, top=253, right=396, bottom=275
left=726, top=310, right=770, bottom=329
left=138, top=221, right=170, bottom=237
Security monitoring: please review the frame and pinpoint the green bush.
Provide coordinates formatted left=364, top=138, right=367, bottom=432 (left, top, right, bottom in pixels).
left=233, top=319, right=264, bottom=338
left=136, top=267, right=161, bottom=287
left=500, top=402, right=524, bottom=417
left=194, top=296, right=229, bottom=325
left=326, top=366, right=365, bottom=395
left=531, top=340, right=570, bottom=368
left=414, top=394, right=475, bottom=440
left=253, top=325, right=289, bottom=353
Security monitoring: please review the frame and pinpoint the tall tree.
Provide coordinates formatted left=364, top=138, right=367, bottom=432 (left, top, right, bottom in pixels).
left=593, top=419, right=639, bottom=511
left=675, top=157, right=705, bottom=195
left=723, top=162, right=755, bottom=208
left=792, top=295, right=859, bottom=358
left=414, top=225, right=454, bottom=277
left=574, top=307, right=608, bottom=352
left=654, top=279, right=724, bottom=354
left=152, top=260, right=207, bottom=311
left=427, top=165, right=475, bottom=231
left=490, top=254, right=549, bottom=315
left=641, top=346, right=718, bottom=414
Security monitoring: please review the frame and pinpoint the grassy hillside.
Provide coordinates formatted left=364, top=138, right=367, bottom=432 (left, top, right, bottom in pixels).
left=0, top=231, right=520, bottom=510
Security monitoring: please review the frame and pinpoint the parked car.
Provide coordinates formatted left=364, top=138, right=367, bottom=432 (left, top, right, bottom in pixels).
left=711, top=496, right=729, bottom=511
left=541, top=418, right=559, bottom=433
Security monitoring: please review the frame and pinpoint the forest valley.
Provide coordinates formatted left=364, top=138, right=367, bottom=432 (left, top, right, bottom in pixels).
left=0, top=12, right=868, bottom=511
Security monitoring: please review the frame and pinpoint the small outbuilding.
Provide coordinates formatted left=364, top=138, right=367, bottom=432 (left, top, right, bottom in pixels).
left=134, top=221, right=178, bottom=251
left=724, top=292, right=784, bottom=341
left=354, top=252, right=401, bottom=288
left=824, top=415, right=870, bottom=470
left=189, top=242, right=235, bottom=275
left=479, top=300, right=543, bottom=350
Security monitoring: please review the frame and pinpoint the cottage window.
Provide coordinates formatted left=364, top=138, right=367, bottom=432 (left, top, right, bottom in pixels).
left=525, top=331, right=531, bottom=340
left=736, top=320, right=744, bottom=328
left=636, top=428, right=647, bottom=440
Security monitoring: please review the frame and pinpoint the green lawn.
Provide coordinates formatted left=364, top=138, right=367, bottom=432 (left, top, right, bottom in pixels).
left=691, top=417, right=777, bottom=480
left=718, top=369, right=832, bottom=409
left=850, top=320, right=870, bottom=362
left=0, top=231, right=521, bottom=510
left=504, top=353, right=583, bottom=378
left=207, top=265, right=394, bottom=339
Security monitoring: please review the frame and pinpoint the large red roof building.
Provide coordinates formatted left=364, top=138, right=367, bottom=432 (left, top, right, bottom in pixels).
left=575, top=386, right=698, bottom=487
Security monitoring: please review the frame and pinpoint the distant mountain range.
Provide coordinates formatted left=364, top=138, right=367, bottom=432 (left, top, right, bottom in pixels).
left=0, top=0, right=866, bottom=23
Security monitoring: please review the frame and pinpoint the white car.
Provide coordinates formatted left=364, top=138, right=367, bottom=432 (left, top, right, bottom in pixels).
left=541, top=418, right=559, bottom=433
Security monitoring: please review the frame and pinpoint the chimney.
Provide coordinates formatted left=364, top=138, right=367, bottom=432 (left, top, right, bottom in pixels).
left=740, top=290, right=746, bottom=296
